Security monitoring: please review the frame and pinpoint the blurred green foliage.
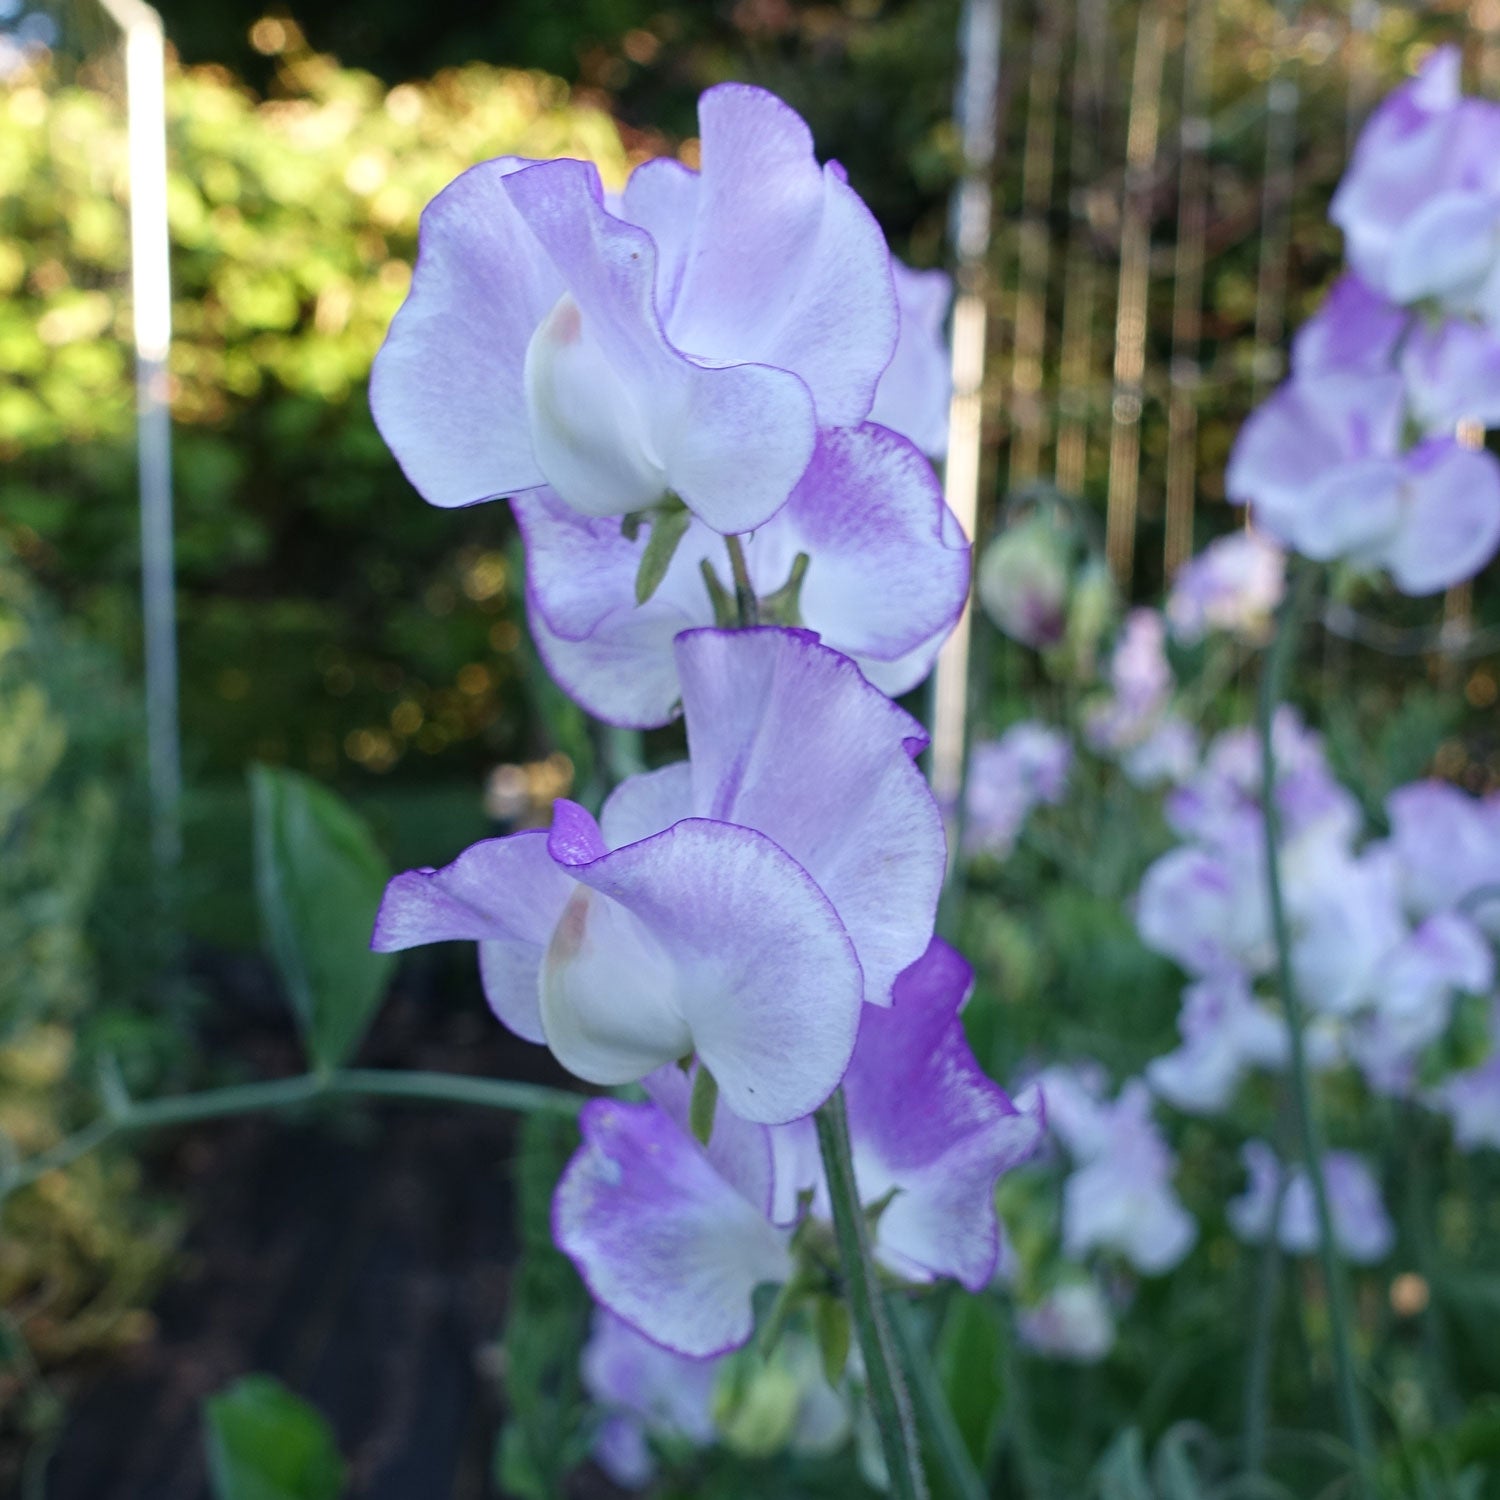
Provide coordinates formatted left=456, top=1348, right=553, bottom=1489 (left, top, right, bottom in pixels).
left=0, top=548, right=175, bottom=1476
left=1, top=43, right=627, bottom=793
left=203, top=1374, right=346, bottom=1500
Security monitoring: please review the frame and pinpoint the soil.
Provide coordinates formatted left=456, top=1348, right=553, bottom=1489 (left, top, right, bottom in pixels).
left=34, top=946, right=606, bottom=1500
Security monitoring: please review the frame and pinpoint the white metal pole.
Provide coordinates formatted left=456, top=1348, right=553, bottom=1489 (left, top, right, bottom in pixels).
left=930, top=0, right=1001, bottom=817
left=101, top=0, right=180, bottom=868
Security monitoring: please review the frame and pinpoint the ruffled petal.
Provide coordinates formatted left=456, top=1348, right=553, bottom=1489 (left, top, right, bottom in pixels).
left=676, top=628, right=945, bottom=1005
left=867, top=262, right=953, bottom=456
left=369, top=158, right=559, bottom=509
left=548, top=807, right=863, bottom=1123
left=504, top=157, right=816, bottom=533
left=756, top=425, right=969, bottom=673
left=1383, top=441, right=1500, bottom=595
left=662, top=84, right=898, bottom=428
left=371, top=832, right=573, bottom=1042
left=841, top=940, right=1046, bottom=1288
left=554, top=1098, right=793, bottom=1356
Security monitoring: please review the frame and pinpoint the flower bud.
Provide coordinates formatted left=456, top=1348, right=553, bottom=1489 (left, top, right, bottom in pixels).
left=976, top=512, right=1072, bottom=649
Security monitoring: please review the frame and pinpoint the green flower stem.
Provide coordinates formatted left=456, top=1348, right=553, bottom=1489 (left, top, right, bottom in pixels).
left=1258, top=562, right=1375, bottom=1490
left=1242, top=1162, right=1288, bottom=1479
left=724, top=533, right=760, bottom=627
left=814, top=1089, right=928, bottom=1500
left=0, top=1068, right=582, bottom=1205
left=887, top=1294, right=987, bottom=1500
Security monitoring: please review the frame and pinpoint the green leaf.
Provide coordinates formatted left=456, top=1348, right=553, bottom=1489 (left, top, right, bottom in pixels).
left=203, top=1375, right=345, bottom=1500
left=635, top=502, right=692, bottom=604
left=690, top=1064, right=719, bottom=1146
left=1095, top=1428, right=1155, bottom=1500
left=250, top=764, right=394, bottom=1071
left=814, top=1295, right=852, bottom=1386
left=936, top=1294, right=1005, bottom=1474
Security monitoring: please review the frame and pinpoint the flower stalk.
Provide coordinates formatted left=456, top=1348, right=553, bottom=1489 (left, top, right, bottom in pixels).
left=1256, top=562, right=1375, bottom=1490
left=814, top=1089, right=928, bottom=1500
left=0, top=1068, right=583, bottom=1207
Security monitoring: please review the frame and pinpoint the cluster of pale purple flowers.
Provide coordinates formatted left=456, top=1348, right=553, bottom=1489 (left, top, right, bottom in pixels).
left=1228, top=47, right=1500, bottom=594
left=366, top=83, right=1047, bottom=1481
left=963, top=721, right=1072, bottom=858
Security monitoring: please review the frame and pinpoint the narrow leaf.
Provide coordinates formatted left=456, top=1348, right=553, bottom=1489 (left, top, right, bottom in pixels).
left=634, top=504, right=692, bottom=604
left=251, top=764, right=394, bottom=1072
left=689, top=1064, right=719, bottom=1146
left=815, top=1294, right=852, bottom=1386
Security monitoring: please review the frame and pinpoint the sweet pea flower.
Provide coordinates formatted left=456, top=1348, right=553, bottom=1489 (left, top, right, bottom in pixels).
left=1016, top=1278, right=1117, bottom=1364
left=1226, top=369, right=1500, bottom=595
left=1147, top=972, right=1289, bottom=1115
left=1166, top=531, right=1286, bottom=646
left=963, top=722, right=1072, bottom=858
left=1290, top=846, right=1409, bottom=1017
left=1431, top=1004, right=1500, bottom=1151
left=372, top=84, right=900, bottom=534
left=1083, top=609, right=1178, bottom=760
left=1035, top=1069, right=1197, bottom=1275
left=372, top=628, right=945, bottom=1124
left=1388, top=780, right=1500, bottom=934
left=553, top=939, right=1044, bottom=1356
left=514, top=423, right=968, bottom=727
left=1228, top=1141, right=1394, bottom=1265
left=1164, top=712, right=1361, bottom=860
left=1136, top=837, right=1272, bottom=979
left=583, top=1311, right=719, bottom=1487
left=1330, top=47, right=1500, bottom=325
left=1347, top=912, right=1496, bottom=1094
left=1118, top=717, right=1199, bottom=789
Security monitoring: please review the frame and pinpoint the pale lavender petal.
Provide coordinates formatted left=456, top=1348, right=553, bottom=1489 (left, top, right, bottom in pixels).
left=371, top=832, right=574, bottom=1043
left=1290, top=847, right=1407, bottom=1016
left=369, top=158, right=558, bottom=509
left=748, top=425, right=969, bottom=673
left=1388, top=779, right=1500, bottom=927
left=1225, top=373, right=1405, bottom=542
left=1383, top=441, right=1500, bottom=595
left=1016, top=1280, right=1116, bottom=1363
left=600, top=763, right=695, bottom=849
left=1387, top=191, right=1500, bottom=310
left=1400, top=317, right=1500, bottom=433
left=505, top=157, right=817, bottom=533
left=1147, top=972, right=1287, bottom=1115
left=676, top=628, right=944, bottom=1007
left=1290, top=273, right=1408, bottom=377
left=964, top=724, right=1072, bottom=858
left=547, top=806, right=863, bottom=1122
left=661, top=84, right=898, bottom=428
left=867, top=261, right=952, bottom=456
left=1166, top=531, right=1286, bottom=646
left=644, top=1062, right=776, bottom=1217
left=584, top=1311, right=719, bottom=1438
left=841, top=939, right=1045, bottom=1288
left=1291, top=457, right=1405, bottom=565
left=554, top=1098, right=793, bottom=1356
left=1136, top=845, right=1270, bottom=978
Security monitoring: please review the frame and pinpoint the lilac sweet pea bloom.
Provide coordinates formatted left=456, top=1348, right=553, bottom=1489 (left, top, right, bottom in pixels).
left=1228, top=1141, right=1394, bottom=1265
left=1147, top=972, right=1289, bottom=1115
left=1432, top=1004, right=1500, bottom=1151
left=1226, top=370, right=1500, bottom=595
left=1388, top=780, right=1500, bottom=934
left=514, top=424, right=968, bottom=727
left=1166, top=531, right=1286, bottom=646
left=1037, top=1069, right=1197, bottom=1275
left=372, top=84, right=899, bottom=533
left=553, top=939, right=1044, bottom=1356
left=1331, top=47, right=1500, bottom=324
left=1016, top=1278, right=1117, bottom=1364
left=963, top=722, right=1072, bottom=858
left=372, top=628, right=945, bottom=1124
left=1084, top=609, right=1183, bottom=771
left=583, top=1311, right=719, bottom=1487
